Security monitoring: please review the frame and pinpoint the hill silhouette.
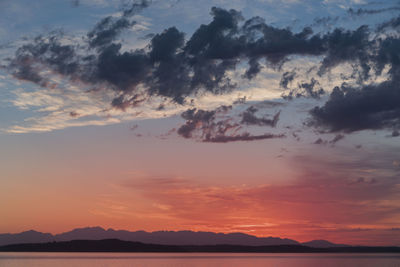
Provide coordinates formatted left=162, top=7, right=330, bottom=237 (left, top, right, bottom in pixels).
left=0, top=226, right=351, bottom=248
left=0, top=239, right=399, bottom=253
left=0, top=227, right=300, bottom=246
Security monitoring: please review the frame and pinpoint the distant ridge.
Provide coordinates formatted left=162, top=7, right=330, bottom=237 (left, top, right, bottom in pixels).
left=0, top=230, right=53, bottom=246
left=0, top=226, right=344, bottom=248
left=302, top=240, right=350, bottom=248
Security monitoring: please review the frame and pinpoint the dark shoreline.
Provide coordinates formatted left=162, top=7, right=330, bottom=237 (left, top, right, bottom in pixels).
left=1, top=239, right=399, bottom=253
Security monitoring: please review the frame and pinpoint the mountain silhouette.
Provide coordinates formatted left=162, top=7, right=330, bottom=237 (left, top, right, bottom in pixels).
left=0, top=230, right=53, bottom=246
left=0, top=226, right=344, bottom=248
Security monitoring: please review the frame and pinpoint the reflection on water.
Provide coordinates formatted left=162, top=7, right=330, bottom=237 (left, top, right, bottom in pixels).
left=0, top=252, right=399, bottom=267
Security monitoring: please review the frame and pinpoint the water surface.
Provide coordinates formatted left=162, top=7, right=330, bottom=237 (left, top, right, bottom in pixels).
left=0, top=252, right=399, bottom=267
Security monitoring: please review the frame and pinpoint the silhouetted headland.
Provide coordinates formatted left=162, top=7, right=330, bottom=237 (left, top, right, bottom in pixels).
left=1, top=239, right=399, bottom=253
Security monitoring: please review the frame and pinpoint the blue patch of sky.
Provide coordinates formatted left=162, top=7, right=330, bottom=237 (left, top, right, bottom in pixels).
left=1, top=0, right=399, bottom=132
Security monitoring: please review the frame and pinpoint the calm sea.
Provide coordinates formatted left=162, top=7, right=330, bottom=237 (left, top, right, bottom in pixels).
left=0, top=252, right=399, bottom=267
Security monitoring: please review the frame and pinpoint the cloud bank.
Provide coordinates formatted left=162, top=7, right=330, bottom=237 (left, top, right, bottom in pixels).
left=4, top=1, right=400, bottom=138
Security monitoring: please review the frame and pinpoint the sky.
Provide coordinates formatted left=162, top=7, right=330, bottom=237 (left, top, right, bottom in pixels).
left=0, top=0, right=400, bottom=246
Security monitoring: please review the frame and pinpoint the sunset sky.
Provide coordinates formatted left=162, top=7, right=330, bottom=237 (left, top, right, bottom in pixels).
left=1, top=0, right=400, bottom=246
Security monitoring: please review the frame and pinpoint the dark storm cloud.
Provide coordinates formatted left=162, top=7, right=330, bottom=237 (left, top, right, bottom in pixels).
left=9, top=5, right=369, bottom=107
left=279, top=70, right=296, bottom=89
left=7, top=0, right=155, bottom=105
left=9, top=32, right=79, bottom=85
left=310, top=82, right=400, bottom=132
left=185, top=7, right=242, bottom=57
left=244, top=58, right=263, bottom=79
left=299, top=78, right=324, bottom=98
left=283, top=77, right=324, bottom=100
left=177, top=105, right=284, bottom=142
left=6, top=3, right=400, bottom=136
left=87, top=16, right=133, bottom=49
left=309, top=18, right=400, bottom=133
left=8, top=6, right=244, bottom=105
left=317, top=25, right=371, bottom=80
left=177, top=108, right=219, bottom=138
left=94, top=43, right=151, bottom=92
left=10, top=59, right=47, bottom=86
left=147, top=27, right=189, bottom=103
left=177, top=105, right=234, bottom=139
left=87, top=0, right=150, bottom=49
left=240, top=106, right=280, bottom=127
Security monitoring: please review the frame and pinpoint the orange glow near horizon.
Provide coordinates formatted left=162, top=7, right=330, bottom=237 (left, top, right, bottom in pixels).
left=1, top=169, right=399, bottom=246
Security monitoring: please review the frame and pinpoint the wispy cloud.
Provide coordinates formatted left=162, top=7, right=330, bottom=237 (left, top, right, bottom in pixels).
left=117, top=147, right=400, bottom=245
